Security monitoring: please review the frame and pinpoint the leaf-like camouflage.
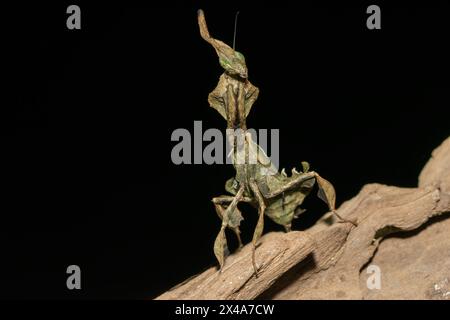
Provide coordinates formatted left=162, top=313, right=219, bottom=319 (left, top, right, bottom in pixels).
left=198, top=10, right=356, bottom=275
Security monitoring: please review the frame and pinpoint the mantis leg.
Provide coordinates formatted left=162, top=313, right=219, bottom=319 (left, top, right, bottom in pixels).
left=249, top=180, right=266, bottom=276
left=212, top=194, right=253, bottom=249
left=332, top=210, right=357, bottom=226
left=212, top=195, right=253, bottom=204
left=262, top=172, right=317, bottom=198
left=213, top=203, right=243, bottom=249
left=262, top=172, right=357, bottom=226
left=284, top=223, right=292, bottom=233
left=211, top=186, right=245, bottom=270
left=233, top=226, right=243, bottom=249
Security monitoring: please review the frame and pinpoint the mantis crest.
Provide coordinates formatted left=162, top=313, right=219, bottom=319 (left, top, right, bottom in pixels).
left=197, top=10, right=356, bottom=275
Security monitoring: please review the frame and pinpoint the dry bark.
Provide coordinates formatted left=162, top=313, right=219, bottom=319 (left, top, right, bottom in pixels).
left=157, top=137, right=450, bottom=300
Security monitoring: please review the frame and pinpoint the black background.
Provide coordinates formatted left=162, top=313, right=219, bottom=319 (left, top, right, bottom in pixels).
left=2, top=1, right=450, bottom=299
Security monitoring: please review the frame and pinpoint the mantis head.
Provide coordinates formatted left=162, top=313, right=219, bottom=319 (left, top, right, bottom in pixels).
left=198, top=9, right=248, bottom=79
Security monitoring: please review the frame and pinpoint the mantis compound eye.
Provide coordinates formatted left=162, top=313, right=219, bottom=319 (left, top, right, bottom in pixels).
left=219, top=54, right=248, bottom=79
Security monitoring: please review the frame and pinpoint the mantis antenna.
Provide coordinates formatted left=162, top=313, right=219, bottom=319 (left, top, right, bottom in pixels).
left=233, top=11, right=240, bottom=50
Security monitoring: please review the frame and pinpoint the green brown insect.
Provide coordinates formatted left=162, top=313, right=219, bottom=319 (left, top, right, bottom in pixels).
left=197, top=9, right=356, bottom=275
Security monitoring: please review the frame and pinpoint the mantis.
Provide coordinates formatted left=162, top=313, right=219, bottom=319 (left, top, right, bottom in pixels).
left=197, top=10, right=356, bottom=275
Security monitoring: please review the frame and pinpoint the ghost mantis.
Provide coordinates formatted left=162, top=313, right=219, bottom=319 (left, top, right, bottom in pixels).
left=197, top=9, right=356, bottom=275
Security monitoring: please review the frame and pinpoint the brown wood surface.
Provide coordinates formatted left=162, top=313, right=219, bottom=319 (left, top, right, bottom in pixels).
left=157, top=137, right=450, bottom=300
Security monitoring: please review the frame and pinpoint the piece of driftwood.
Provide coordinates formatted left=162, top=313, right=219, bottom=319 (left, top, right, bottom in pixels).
left=157, top=137, right=450, bottom=300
